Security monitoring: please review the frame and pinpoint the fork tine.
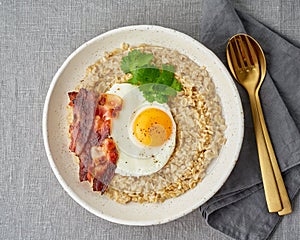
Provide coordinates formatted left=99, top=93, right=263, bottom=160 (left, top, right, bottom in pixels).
left=228, top=41, right=240, bottom=75
left=245, top=36, right=259, bottom=67
left=234, top=37, right=245, bottom=69
left=239, top=35, right=252, bottom=67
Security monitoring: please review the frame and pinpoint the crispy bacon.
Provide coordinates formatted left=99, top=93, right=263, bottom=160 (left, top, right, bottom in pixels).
left=68, top=91, right=78, bottom=107
left=69, top=89, right=98, bottom=155
left=68, top=88, right=122, bottom=194
left=92, top=138, right=118, bottom=193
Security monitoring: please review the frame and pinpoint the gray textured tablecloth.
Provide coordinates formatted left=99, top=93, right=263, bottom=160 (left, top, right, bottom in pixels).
left=1, top=1, right=300, bottom=240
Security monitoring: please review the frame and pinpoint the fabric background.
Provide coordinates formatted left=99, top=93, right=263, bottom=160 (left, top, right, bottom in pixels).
left=1, top=1, right=299, bottom=240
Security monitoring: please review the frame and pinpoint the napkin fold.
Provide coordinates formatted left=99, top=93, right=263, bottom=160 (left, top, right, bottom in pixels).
left=198, top=1, right=300, bottom=239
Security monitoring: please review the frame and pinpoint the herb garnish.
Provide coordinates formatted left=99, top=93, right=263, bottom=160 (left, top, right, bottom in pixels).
left=120, top=50, right=182, bottom=103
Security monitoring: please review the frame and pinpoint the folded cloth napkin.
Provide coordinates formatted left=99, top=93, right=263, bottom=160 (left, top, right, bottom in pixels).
left=198, top=0, right=300, bottom=239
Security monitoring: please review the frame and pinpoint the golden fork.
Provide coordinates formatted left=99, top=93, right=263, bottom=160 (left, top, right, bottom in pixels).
left=226, top=34, right=292, bottom=214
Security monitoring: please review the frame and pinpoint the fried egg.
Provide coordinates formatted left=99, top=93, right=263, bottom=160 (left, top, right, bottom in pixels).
left=107, top=83, right=176, bottom=177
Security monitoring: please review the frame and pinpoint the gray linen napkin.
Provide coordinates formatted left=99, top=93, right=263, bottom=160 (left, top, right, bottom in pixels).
left=198, top=0, right=300, bottom=239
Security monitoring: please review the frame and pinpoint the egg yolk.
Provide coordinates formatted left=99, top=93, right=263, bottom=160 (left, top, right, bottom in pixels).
left=133, top=108, right=173, bottom=147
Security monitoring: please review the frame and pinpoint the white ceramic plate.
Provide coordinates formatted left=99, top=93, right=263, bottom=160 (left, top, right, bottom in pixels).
left=43, top=25, right=244, bottom=225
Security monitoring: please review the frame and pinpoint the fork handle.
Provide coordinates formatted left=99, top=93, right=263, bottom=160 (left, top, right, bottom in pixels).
left=255, top=94, right=292, bottom=215
left=248, top=92, right=282, bottom=212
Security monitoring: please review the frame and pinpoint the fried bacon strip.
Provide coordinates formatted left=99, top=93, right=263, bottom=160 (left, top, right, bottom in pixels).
left=68, top=88, right=122, bottom=194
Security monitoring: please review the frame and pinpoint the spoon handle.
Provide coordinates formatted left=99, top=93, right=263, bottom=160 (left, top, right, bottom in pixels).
left=255, top=94, right=292, bottom=215
left=248, top=92, right=282, bottom=212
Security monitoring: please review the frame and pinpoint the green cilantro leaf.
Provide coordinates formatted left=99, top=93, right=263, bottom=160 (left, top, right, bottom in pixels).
left=139, top=83, right=177, bottom=103
left=120, top=50, right=153, bottom=73
left=129, top=65, right=160, bottom=85
left=164, top=85, right=178, bottom=97
left=156, top=64, right=175, bottom=86
left=170, top=78, right=182, bottom=91
left=120, top=50, right=183, bottom=103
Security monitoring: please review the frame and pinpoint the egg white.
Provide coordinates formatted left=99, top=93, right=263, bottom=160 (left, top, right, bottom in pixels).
left=107, top=83, right=176, bottom=177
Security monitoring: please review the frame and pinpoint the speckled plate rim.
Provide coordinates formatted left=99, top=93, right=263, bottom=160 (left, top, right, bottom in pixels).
left=43, top=25, right=244, bottom=226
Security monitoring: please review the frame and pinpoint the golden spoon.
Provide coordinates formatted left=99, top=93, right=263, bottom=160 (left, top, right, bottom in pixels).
left=226, top=33, right=292, bottom=215
left=246, top=35, right=292, bottom=216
